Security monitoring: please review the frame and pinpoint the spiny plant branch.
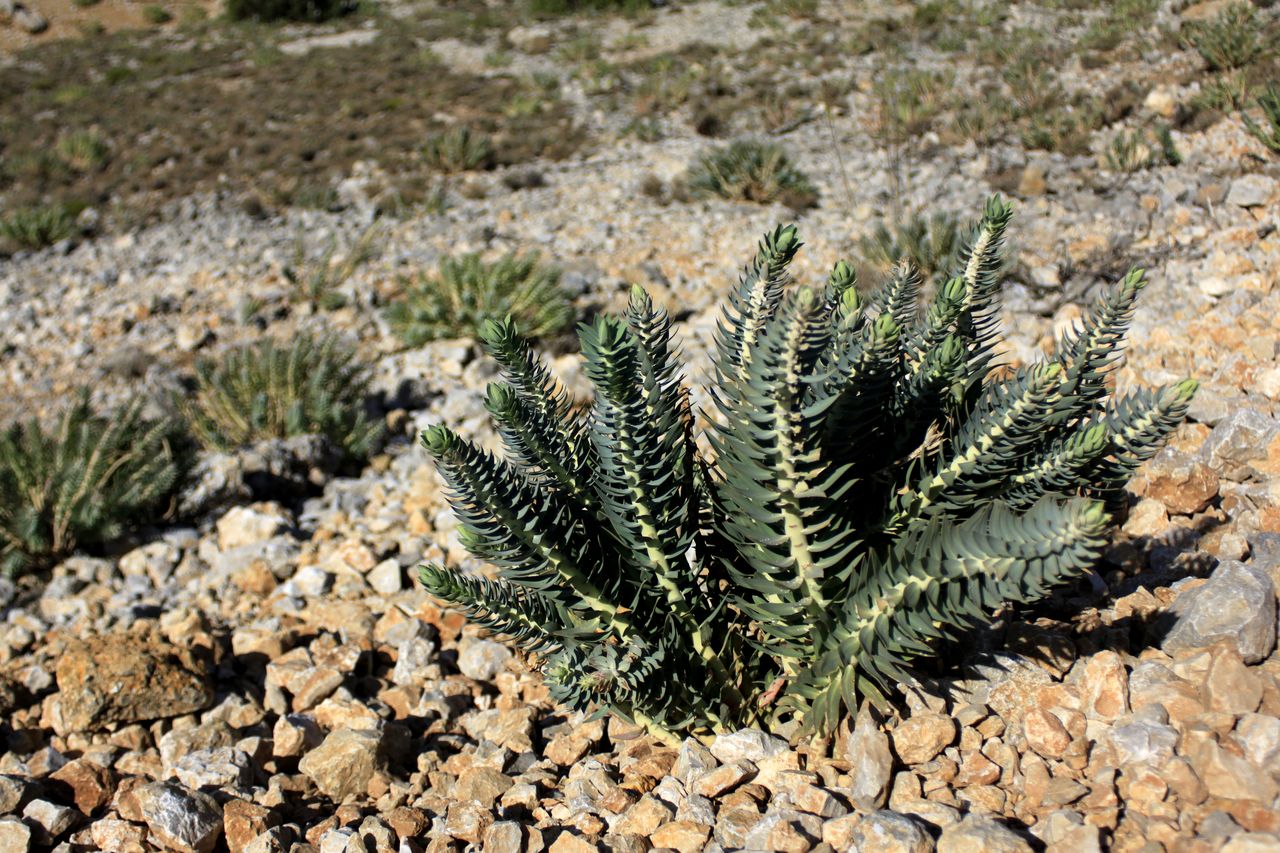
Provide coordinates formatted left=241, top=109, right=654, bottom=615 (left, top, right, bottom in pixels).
left=416, top=197, right=1195, bottom=740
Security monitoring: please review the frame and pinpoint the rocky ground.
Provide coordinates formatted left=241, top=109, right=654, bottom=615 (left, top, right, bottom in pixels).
left=3, top=0, right=1280, bottom=851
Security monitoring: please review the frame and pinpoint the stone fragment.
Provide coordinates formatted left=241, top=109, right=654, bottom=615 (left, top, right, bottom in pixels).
left=1163, top=561, right=1276, bottom=663
left=53, top=633, right=212, bottom=732
left=740, top=808, right=822, bottom=853
left=0, top=818, right=31, bottom=853
left=847, top=810, right=934, bottom=853
left=710, top=728, right=789, bottom=764
left=841, top=705, right=893, bottom=809
left=483, top=821, right=525, bottom=853
left=125, top=782, right=224, bottom=853
left=366, top=559, right=404, bottom=595
left=217, top=504, right=291, bottom=550
left=90, top=818, right=149, bottom=852
left=457, top=640, right=512, bottom=681
left=547, top=831, right=596, bottom=853
left=892, top=713, right=956, bottom=765
left=788, top=782, right=848, bottom=818
left=174, top=748, right=253, bottom=791
left=1205, top=648, right=1264, bottom=715
left=545, top=717, right=605, bottom=766
left=693, top=760, right=756, bottom=798
left=223, top=800, right=278, bottom=853
left=0, top=774, right=26, bottom=813
left=649, top=820, right=711, bottom=853
left=614, top=794, right=673, bottom=837
left=272, top=713, right=323, bottom=757
left=671, top=738, right=718, bottom=783
left=1237, top=713, right=1280, bottom=770
left=1108, top=717, right=1178, bottom=767
left=298, top=728, right=386, bottom=802
left=1226, top=175, right=1278, bottom=208
left=936, top=815, right=1033, bottom=853
left=1023, top=708, right=1070, bottom=759
left=50, top=757, right=115, bottom=814
left=1079, top=650, right=1129, bottom=722
left=1192, top=738, right=1279, bottom=802
left=22, top=799, right=80, bottom=842
left=454, top=767, right=514, bottom=807
left=1202, top=410, right=1280, bottom=470
left=1223, top=835, right=1280, bottom=853
left=1140, top=451, right=1219, bottom=515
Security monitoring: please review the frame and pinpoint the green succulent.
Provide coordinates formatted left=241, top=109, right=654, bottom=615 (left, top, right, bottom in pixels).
left=386, top=252, right=574, bottom=347
left=1242, top=84, right=1280, bottom=154
left=183, top=334, right=382, bottom=459
left=0, top=394, right=186, bottom=577
left=686, top=139, right=818, bottom=210
left=416, top=198, right=1194, bottom=743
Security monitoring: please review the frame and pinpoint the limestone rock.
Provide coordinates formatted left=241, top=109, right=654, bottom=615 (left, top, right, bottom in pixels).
left=124, top=782, right=224, bottom=853
left=937, top=815, right=1033, bottom=853
left=298, top=727, right=386, bottom=802
left=1163, top=561, right=1276, bottom=663
left=847, top=810, right=934, bottom=853
left=892, top=713, right=957, bottom=765
left=457, top=639, right=512, bottom=681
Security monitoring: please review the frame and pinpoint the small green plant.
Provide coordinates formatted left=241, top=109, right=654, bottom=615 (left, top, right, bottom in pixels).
left=1242, top=84, right=1280, bottom=153
left=422, top=127, right=495, bottom=173
left=184, top=335, right=383, bottom=459
left=0, top=204, right=77, bottom=251
left=387, top=253, right=573, bottom=347
left=224, top=0, right=353, bottom=22
left=1182, top=2, right=1264, bottom=71
left=0, top=395, right=186, bottom=577
left=416, top=199, right=1195, bottom=741
left=284, top=226, right=381, bottom=311
left=686, top=139, right=818, bottom=210
left=55, top=129, right=110, bottom=173
left=142, top=4, right=173, bottom=23
left=856, top=212, right=965, bottom=286
left=1104, top=125, right=1181, bottom=172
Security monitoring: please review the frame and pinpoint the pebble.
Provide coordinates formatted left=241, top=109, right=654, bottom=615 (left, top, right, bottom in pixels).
left=298, top=727, right=387, bottom=802
left=125, top=782, right=224, bottom=853
left=456, top=639, right=513, bottom=681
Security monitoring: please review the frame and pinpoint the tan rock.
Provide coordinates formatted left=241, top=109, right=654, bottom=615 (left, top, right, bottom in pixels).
left=297, top=728, right=386, bottom=803
left=53, top=632, right=212, bottom=733
left=49, top=758, right=115, bottom=815
left=614, top=794, right=672, bottom=837
left=1204, top=648, right=1263, bottom=715
left=789, top=782, right=848, bottom=818
left=1023, top=708, right=1070, bottom=759
left=1082, top=652, right=1129, bottom=722
left=1193, top=738, right=1279, bottom=802
left=892, top=713, right=957, bottom=765
left=649, top=820, right=709, bottom=853
left=545, top=829, right=593, bottom=850
left=1140, top=454, right=1219, bottom=515
left=223, top=800, right=278, bottom=853
left=937, top=814, right=1032, bottom=853
left=453, top=767, right=514, bottom=808
left=445, top=802, right=494, bottom=845
left=693, top=760, right=756, bottom=798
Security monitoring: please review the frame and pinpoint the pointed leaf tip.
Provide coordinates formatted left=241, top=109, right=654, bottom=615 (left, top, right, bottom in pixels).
left=420, top=424, right=454, bottom=455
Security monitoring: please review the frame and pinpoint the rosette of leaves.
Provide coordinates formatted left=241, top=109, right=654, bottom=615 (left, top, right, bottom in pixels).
left=686, top=139, right=818, bottom=210
left=386, top=252, right=573, bottom=347
left=0, top=393, right=186, bottom=577
left=417, top=198, right=1194, bottom=742
left=183, top=334, right=382, bottom=460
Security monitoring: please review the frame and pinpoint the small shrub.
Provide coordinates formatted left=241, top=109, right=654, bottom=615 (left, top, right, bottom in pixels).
left=0, top=394, right=186, bottom=577
left=284, top=226, right=381, bottom=311
left=0, top=204, right=77, bottom=251
left=416, top=198, right=1195, bottom=741
left=1183, top=2, right=1264, bottom=71
left=686, top=139, right=818, bottom=209
left=422, top=127, right=495, bottom=173
left=856, top=212, right=965, bottom=286
left=1104, top=125, right=1181, bottom=172
left=184, top=335, right=383, bottom=459
left=1243, top=84, right=1280, bottom=153
left=386, top=253, right=573, bottom=347
left=528, top=0, right=650, bottom=16
left=55, top=129, right=110, bottom=173
left=142, top=4, right=173, bottom=23
left=224, top=0, right=353, bottom=22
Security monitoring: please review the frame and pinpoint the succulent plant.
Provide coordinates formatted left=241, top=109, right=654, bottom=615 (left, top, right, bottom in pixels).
left=686, top=139, right=818, bottom=210
left=417, top=198, right=1194, bottom=742
left=183, top=334, right=382, bottom=460
left=0, top=394, right=186, bottom=577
